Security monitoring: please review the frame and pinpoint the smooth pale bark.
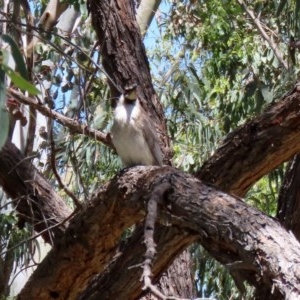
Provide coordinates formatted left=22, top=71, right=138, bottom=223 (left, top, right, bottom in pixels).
left=27, top=0, right=68, bottom=56
left=136, top=0, right=161, bottom=36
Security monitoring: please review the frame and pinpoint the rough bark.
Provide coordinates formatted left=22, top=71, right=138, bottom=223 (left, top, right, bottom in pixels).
left=78, top=224, right=197, bottom=300
left=87, top=0, right=182, bottom=297
left=8, top=86, right=300, bottom=300
left=87, top=0, right=172, bottom=164
left=197, top=89, right=300, bottom=196
left=0, top=140, right=72, bottom=243
left=2, top=0, right=300, bottom=298
left=17, top=167, right=300, bottom=300
left=277, top=153, right=300, bottom=240
left=78, top=87, right=300, bottom=300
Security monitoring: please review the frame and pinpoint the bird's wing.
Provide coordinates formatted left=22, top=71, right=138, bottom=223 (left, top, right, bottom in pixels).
left=141, top=113, right=163, bottom=166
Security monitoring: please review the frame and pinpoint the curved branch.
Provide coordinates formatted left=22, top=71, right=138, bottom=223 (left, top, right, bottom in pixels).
left=197, top=86, right=300, bottom=196
left=79, top=85, right=300, bottom=300
left=0, top=141, right=72, bottom=243
left=17, top=167, right=300, bottom=299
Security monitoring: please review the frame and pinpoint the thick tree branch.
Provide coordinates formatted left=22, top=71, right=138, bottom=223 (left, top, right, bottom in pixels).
left=197, top=86, right=300, bottom=196
left=78, top=224, right=197, bottom=300
left=7, top=88, right=113, bottom=148
left=17, top=167, right=300, bottom=299
left=79, top=86, right=300, bottom=299
left=7, top=84, right=300, bottom=299
left=3, top=0, right=300, bottom=298
left=4, top=86, right=300, bottom=298
left=277, top=153, right=300, bottom=240
left=0, top=141, right=72, bottom=243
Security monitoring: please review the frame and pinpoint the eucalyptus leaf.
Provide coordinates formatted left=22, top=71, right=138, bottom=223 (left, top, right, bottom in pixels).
left=1, top=64, right=40, bottom=95
left=1, top=34, right=29, bottom=80
left=276, top=0, right=287, bottom=16
left=0, top=68, right=9, bottom=151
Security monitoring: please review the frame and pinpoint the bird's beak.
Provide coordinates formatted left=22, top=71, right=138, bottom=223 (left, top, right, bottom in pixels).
left=125, top=89, right=137, bottom=100
left=124, top=84, right=138, bottom=101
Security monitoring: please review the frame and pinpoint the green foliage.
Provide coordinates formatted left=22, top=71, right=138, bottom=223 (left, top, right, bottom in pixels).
left=163, top=0, right=298, bottom=133
left=0, top=51, right=9, bottom=151
left=191, top=245, right=254, bottom=299
left=146, top=0, right=299, bottom=297
left=1, top=35, right=29, bottom=80
left=0, top=35, right=40, bottom=95
left=246, top=166, right=286, bottom=216
left=159, top=64, right=224, bottom=171
left=1, top=64, right=39, bottom=95
left=0, top=0, right=298, bottom=297
left=0, top=198, right=39, bottom=294
left=23, top=14, right=121, bottom=199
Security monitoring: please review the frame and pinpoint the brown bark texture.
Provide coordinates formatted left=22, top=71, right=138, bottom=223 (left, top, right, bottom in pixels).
left=197, top=90, right=300, bottom=196
left=87, top=0, right=172, bottom=164
left=1, top=0, right=300, bottom=299
left=4, top=86, right=300, bottom=299
left=17, top=167, right=300, bottom=300
left=277, top=153, right=300, bottom=240
left=0, top=141, right=72, bottom=244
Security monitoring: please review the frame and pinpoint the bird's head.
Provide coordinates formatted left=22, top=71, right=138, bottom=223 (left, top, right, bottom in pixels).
left=124, top=84, right=138, bottom=101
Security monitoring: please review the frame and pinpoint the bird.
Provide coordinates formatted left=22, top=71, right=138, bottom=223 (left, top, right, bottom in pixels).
left=110, top=85, right=163, bottom=167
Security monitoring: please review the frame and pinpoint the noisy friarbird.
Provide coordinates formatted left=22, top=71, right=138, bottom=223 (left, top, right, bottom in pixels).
left=111, top=86, right=163, bottom=167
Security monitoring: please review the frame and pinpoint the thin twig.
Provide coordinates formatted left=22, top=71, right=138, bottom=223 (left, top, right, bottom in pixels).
left=49, top=124, right=83, bottom=209
left=0, top=15, right=121, bottom=91
left=237, top=0, right=288, bottom=70
left=0, top=209, right=77, bottom=257
left=7, top=88, right=114, bottom=149
left=141, top=182, right=192, bottom=300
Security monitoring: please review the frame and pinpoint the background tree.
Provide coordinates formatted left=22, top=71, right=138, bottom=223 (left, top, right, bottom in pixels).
left=1, top=0, right=300, bottom=299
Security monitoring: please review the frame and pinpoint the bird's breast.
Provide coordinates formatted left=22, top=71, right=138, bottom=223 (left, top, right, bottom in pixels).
left=113, top=103, right=139, bottom=125
left=111, top=104, right=155, bottom=166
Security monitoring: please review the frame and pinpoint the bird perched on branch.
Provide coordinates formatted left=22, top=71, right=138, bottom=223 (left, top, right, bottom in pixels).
left=111, top=85, right=163, bottom=167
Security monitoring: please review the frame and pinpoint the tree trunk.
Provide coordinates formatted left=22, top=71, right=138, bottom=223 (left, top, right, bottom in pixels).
left=87, top=0, right=172, bottom=164
left=277, top=153, right=300, bottom=240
